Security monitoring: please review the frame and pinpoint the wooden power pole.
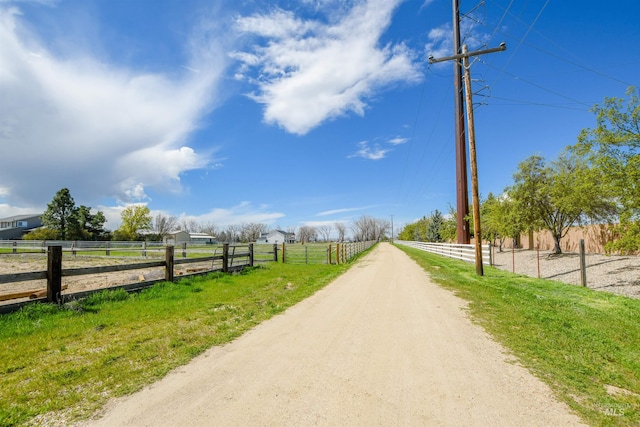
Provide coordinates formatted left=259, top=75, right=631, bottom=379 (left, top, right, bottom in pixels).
left=429, top=42, right=506, bottom=276
left=452, top=0, right=470, bottom=244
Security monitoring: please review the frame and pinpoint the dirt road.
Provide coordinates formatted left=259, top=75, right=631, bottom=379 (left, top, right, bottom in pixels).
left=83, top=243, right=584, bottom=426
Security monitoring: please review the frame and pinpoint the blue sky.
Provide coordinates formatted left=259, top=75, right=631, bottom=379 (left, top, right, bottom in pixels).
left=1, top=0, right=639, bottom=238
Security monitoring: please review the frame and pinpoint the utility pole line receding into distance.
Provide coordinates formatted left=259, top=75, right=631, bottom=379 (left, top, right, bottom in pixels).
left=429, top=42, right=507, bottom=276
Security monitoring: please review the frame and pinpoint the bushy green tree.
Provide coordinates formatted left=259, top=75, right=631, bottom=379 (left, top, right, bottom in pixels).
left=571, top=86, right=639, bottom=253
left=23, top=227, right=59, bottom=240
left=509, top=153, right=615, bottom=254
left=482, top=192, right=525, bottom=252
left=439, top=205, right=458, bottom=242
left=113, top=205, right=152, bottom=241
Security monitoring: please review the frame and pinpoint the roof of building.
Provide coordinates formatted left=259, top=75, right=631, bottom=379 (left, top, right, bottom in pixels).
left=0, top=213, right=42, bottom=222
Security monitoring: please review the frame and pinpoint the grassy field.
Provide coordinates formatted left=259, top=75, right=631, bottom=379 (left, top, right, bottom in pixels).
left=396, top=244, right=640, bottom=427
left=0, top=260, right=356, bottom=426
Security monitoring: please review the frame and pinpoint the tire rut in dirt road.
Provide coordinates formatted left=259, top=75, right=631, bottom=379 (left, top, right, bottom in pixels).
left=81, top=243, right=585, bottom=426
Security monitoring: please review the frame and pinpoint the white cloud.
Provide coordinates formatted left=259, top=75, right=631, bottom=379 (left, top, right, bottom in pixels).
left=316, top=207, right=366, bottom=216
left=0, top=6, right=226, bottom=209
left=233, top=0, right=422, bottom=135
left=348, top=140, right=389, bottom=160
left=182, top=201, right=285, bottom=228
left=388, top=136, right=408, bottom=145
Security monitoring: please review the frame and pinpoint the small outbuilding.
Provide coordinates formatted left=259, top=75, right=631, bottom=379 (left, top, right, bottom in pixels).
left=164, top=231, right=216, bottom=245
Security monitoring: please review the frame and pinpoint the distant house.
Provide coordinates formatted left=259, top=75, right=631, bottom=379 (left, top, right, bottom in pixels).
left=0, top=214, right=43, bottom=239
left=256, top=230, right=295, bottom=244
left=164, top=231, right=216, bottom=245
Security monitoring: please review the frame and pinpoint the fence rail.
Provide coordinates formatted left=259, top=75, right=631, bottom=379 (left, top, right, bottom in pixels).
left=275, top=241, right=376, bottom=264
left=0, top=243, right=265, bottom=314
left=395, top=241, right=492, bottom=265
left=0, top=241, right=374, bottom=313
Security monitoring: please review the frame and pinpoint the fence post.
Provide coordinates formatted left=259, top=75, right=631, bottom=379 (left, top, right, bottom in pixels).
left=335, top=243, right=339, bottom=264
left=273, top=243, right=278, bottom=262
left=164, top=245, right=174, bottom=282
left=249, top=243, right=254, bottom=267
left=12, top=241, right=17, bottom=254
left=305, top=245, right=308, bottom=264
left=142, top=241, right=147, bottom=257
left=47, top=246, right=62, bottom=303
left=42, top=240, right=46, bottom=254
left=106, top=241, right=110, bottom=256
left=488, top=242, right=492, bottom=266
left=328, top=244, right=332, bottom=264
left=165, top=246, right=174, bottom=282
left=282, top=242, right=286, bottom=264
left=579, top=239, right=587, bottom=287
left=182, top=242, right=187, bottom=259
left=222, top=243, right=229, bottom=273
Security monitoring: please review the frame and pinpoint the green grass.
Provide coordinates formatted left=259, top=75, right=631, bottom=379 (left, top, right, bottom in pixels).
left=0, top=261, right=355, bottom=426
left=396, top=245, right=640, bottom=427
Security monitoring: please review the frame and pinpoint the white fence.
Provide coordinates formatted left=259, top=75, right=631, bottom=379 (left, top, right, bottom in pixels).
left=395, top=241, right=492, bottom=266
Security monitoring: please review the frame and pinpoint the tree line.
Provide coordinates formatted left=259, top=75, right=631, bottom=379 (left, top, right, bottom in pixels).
left=400, top=87, right=639, bottom=255
left=24, top=189, right=391, bottom=243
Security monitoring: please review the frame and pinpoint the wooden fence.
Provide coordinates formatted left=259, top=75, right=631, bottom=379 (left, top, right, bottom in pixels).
left=276, top=241, right=377, bottom=264
left=0, top=241, right=375, bottom=314
left=395, top=241, right=492, bottom=265
left=0, top=243, right=276, bottom=314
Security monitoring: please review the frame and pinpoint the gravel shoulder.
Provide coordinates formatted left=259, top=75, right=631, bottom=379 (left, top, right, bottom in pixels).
left=492, top=248, right=640, bottom=299
left=80, top=243, right=584, bottom=426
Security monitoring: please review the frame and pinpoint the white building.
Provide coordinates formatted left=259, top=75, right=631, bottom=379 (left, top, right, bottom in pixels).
left=256, top=230, right=295, bottom=244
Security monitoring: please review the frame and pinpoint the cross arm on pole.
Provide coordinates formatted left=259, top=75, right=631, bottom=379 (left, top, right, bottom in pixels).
left=428, top=42, right=506, bottom=64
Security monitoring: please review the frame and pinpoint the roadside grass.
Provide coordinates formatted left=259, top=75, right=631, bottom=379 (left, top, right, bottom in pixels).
left=397, top=245, right=640, bottom=427
left=0, top=260, right=355, bottom=426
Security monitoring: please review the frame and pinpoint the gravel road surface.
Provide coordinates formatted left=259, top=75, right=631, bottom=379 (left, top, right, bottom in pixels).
left=81, top=243, right=584, bottom=426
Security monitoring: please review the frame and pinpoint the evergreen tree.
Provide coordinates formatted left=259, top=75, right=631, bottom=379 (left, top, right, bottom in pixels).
left=42, top=188, right=80, bottom=240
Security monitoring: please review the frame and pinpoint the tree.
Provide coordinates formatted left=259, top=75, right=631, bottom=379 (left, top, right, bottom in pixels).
left=481, top=193, right=523, bottom=252
left=180, top=218, right=201, bottom=233
left=113, top=205, right=152, bottom=241
left=317, top=224, right=332, bottom=242
left=200, top=221, right=219, bottom=239
left=509, top=153, right=615, bottom=254
left=571, top=86, right=639, bottom=253
left=224, top=224, right=242, bottom=243
left=440, top=205, right=458, bottom=242
left=23, top=227, right=59, bottom=240
left=426, top=210, right=444, bottom=242
left=154, top=213, right=178, bottom=240
left=351, top=216, right=389, bottom=241
left=334, top=222, right=346, bottom=242
left=42, top=188, right=80, bottom=240
left=298, top=226, right=317, bottom=243
left=242, top=223, right=268, bottom=242
left=398, top=216, right=428, bottom=241
left=76, top=205, right=108, bottom=240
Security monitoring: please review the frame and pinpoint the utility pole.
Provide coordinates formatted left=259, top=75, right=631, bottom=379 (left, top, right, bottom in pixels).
left=390, top=215, right=394, bottom=242
left=429, top=42, right=506, bottom=276
left=452, top=0, right=470, bottom=245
